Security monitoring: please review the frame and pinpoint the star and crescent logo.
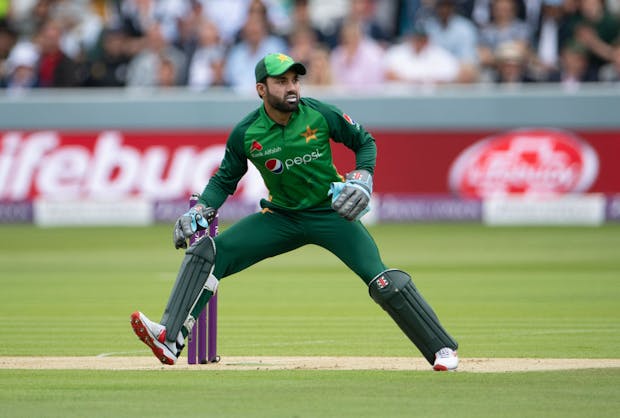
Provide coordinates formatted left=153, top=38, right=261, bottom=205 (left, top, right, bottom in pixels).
left=300, top=125, right=318, bottom=143
left=276, top=53, right=291, bottom=63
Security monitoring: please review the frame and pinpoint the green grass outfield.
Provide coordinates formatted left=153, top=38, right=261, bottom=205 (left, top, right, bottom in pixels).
left=1, top=223, right=619, bottom=417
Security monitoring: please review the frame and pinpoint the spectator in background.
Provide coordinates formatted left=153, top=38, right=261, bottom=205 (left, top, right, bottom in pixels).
left=598, top=42, right=620, bottom=82
left=199, top=0, right=289, bottom=46
left=547, top=41, right=598, bottom=88
left=562, top=0, right=619, bottom=74
left=529, top=0, right=565, bottom=81
left=156, top=55, right=178, bottom=87
left=224, top=13, right=287, bottom=92
left=397, top=0, right=429, bottom=37
left=51, top=0, right=103, bottom=61
left=35, top=18, right=81, bottom=87
left=304, top=44, right=333, bottom=86
left=287, top=25, right=320, bottom=68
left=462, top=0, right=528, bottom=28
left=10, top=0, right=56, bottom=39
left=384, top=23, right=460, bottom=84
left=459, top=0, right=492, bottom=27
left=118, top=0, right=186, bottom=45
left=287, top=0, right=331, bottom=48
left=126, top=23, right=186, bottom=87
left=477, top=0, right=532, bottom=81
left=493, top=40, right=535, bottom=83
left=303, top=0, right=349, bottom=45
left=197, top=0, right=251, bottom=45
left=243, top=0, right=290, bottom=37
left=330, top=18, right=385, bottom=88
left=82, top=27, right=130, bottom=87
left=425, top=0, right=480, bottom=83
left=187, top=19, right=226, bottom=90
left=467, top=0, right=542, bottom=36
left=174, top=0, right=205, bottom=63
left=327, top=0, right=394, bottom=48
left=230, top=0, right=274, bottom=44
left=0, top=19, right=17, bottom=83
left=2, top=41, right=39, bottom=93
left=372, top=0, right=401, bottom=42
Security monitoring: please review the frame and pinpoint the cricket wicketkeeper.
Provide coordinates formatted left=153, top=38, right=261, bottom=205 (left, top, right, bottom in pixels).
left=131, top=52, right=459, bottom=371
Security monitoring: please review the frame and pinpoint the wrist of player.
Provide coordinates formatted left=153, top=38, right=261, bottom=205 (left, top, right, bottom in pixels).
left=329, top=170, right=373, bottom=221
left=345, top=169, right=373, bottom=194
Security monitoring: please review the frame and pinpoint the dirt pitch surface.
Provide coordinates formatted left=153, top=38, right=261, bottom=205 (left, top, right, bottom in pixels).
left=1, top=357, right=619, bottom=372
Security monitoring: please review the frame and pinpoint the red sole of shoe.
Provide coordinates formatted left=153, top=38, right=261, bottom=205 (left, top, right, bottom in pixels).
left=433, top=364, right=458, bottom=372
left=130, top=312, right=175, bottom=365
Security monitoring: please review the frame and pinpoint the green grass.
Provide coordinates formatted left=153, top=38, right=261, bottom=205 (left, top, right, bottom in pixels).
left=1, top=223, right=619, bottom=417
left=1, top=369, right=618, bottom=418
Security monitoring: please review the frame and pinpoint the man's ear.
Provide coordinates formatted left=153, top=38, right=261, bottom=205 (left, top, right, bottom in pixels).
left=256, top=82, right=265, bottom=99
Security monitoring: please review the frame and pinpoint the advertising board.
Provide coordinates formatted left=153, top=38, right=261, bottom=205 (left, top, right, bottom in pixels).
left=1, top=128, right=618, bottom=224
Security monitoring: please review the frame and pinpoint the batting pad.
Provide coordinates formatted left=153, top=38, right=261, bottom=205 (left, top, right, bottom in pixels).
left=369, top=269, right=458, bottom=365
left=161, top=236, right=216, bottom=343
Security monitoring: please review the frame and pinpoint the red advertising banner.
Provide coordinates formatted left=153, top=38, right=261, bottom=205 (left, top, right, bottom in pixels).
left=339, top=129, right=619, bottom=197
left=0, top=130, right=233, bottom=202
left=1, top=129, right=618, bottom=203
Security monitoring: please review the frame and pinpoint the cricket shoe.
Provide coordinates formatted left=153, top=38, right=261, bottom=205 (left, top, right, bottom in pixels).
left=130, top=311, right=184, bottom=365
left=433, top=347, right=459, bottom=371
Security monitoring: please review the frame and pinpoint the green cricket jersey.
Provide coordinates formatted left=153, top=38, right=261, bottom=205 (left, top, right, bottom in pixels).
left=199, top=97, right=377, bottom=211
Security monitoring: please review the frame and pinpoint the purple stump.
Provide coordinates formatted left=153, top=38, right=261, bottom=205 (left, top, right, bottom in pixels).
left=187, top=194, right=219, bottom=365
left=197, top=308, right=207, bottom=364
left=206, top=215, right=219, bottom=363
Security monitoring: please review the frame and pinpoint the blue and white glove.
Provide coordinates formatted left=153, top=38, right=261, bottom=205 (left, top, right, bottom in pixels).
left=329, top=169, right=373, bottom=221
left=173, top=204, right=217, bottom=249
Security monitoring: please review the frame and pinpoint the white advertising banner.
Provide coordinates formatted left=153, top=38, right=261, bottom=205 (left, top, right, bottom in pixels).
left=483, top=194, right=606, bottom=226
left=34, top=198, right=153, bottom=227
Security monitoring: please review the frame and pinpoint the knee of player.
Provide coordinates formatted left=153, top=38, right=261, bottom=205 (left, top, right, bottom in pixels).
left=367, top=269, right=414, bottom=302
left=186, top=235, right=216, bottom=265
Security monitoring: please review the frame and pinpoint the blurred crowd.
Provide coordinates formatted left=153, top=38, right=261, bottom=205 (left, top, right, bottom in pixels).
left=1, top=0, right=619, bottom=95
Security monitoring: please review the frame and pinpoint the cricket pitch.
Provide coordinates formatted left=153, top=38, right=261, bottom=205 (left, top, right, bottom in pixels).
left=1, top=356, right=619, bottom=372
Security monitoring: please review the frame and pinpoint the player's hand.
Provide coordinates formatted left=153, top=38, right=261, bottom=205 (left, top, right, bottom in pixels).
left=173, top=205, right=217, bottom=249
left=329, top=169, right=372, bottom=221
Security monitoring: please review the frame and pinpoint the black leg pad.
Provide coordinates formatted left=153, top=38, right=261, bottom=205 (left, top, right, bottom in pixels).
left=369, top=269, right=458, bottom=365
left=160, top=236, right=216, bottom=342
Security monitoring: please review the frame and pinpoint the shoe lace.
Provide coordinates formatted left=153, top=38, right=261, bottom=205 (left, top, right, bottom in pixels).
left=437, top=348, right=454, bottom=358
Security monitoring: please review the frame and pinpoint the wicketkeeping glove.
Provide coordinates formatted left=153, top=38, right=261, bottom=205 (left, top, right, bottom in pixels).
left=329, top=169, right=373, bottom=221
left=173, top=204, right=217, bottom=249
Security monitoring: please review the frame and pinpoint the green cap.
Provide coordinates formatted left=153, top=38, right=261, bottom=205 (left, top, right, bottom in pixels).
left=255, top=53, right=307, bottom=83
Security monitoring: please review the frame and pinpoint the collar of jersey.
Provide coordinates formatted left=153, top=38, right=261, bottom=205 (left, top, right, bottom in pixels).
left=259, top=103, right=300, bottom=128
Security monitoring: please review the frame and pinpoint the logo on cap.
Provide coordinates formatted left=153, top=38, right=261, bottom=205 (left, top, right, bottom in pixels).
left=275, top=53, right=291, bottom=64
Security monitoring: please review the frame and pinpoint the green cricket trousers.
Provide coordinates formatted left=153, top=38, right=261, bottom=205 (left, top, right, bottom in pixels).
left=187, top=207, right=387, bottom=326
left=212, top=207, right=387, bottom=284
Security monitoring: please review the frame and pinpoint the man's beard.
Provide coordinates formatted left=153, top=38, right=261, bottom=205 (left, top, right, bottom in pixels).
left=265, top=88, right=299, bottom=113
